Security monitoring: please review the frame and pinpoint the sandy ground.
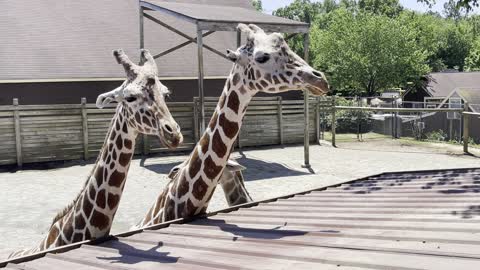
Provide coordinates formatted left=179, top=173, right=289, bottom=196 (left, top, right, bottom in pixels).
left=0, top=140, right=479, bottom=260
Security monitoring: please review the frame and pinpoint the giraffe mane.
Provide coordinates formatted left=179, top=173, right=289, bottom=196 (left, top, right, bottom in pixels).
left=50, top=108, right=119, bottom=226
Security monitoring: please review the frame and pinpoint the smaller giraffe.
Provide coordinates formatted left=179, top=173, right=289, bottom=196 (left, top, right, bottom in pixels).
left=9, top=49, right=182, bottom=258
left=219, top=160, right=253, bottom=206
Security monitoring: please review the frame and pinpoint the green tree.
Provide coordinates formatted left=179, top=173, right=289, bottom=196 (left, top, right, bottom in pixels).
left=465, top=39, right=480, bottom=71
left=311, top=8, right=430, bottom=96
left=419, top=0, right=479, bottom=11
left=358, top=0, right=403, bottom=17
left=251, top=0, right=262, bottom=11
left=437, top=20, right=474, bottom=71
left=443, top=0, right=468, bottom=20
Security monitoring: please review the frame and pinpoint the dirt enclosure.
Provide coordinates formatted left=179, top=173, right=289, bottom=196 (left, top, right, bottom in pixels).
left=0, top=140, right=479, bottom=260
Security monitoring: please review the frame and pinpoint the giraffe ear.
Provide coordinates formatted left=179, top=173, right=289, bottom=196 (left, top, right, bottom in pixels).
left=226, top=49, right=239, bottom=62
left=226, top=160, right=246, bottom=172
left=96, top=85, right=123, bottom=109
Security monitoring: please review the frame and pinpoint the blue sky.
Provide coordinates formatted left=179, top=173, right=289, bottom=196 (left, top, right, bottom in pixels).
left=262, top=0, right=478, bottom=14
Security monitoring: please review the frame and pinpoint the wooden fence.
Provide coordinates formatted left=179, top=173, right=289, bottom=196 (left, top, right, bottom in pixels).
left=0, top=97, right=334, bottom=167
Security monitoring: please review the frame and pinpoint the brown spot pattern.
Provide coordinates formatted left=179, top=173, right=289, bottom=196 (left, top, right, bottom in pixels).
left=212, top=130, right=227, bottom=158
left=107, top=193, right=120, bottom=209
left=91, top=210, right=110, bottom=230
left=203, top=155, right=222, bottom=179
left=232, top=73, right=240, bottom=85
left=108, top=170, right=125, bottom=188
left=188, top=149, right=202, bottom=178
left=115, top=135, right=123, bottom=149
left=83, top=195, right=93, bottom=217
left=124, top=139, right=133, bottom=150
left=208, top=111, right=218, bottom=130
left=177, top=180, right=190, bottom=196
left=200, top=133, right=210, bottom=154
left=227, top=91, right=240, bottom=114
left=96, top=189, right=106, bottom=209
left=46, top=226, right=59, bottom=246
left=94, top=166, right=104, bottom=187
left=119, top=152, right=132, bottom=167
left=88, top=185, right=96, bottom=200
left=74, top=214, right=86, bottom=230
left=219, top=113, right=239, bottom=139
left=193, top=176, right=209, bottom=201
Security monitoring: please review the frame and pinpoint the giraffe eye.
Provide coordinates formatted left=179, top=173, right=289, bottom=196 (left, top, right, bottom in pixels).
left=125, top=96, right=137, bottom=102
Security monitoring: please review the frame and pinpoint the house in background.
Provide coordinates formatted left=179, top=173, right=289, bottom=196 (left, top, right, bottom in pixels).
left=403, top=71, right=480, bottom=110
left=0, top=0, right=302, bottom=105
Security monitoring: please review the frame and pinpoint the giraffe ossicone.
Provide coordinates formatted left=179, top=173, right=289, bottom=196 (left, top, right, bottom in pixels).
left=9, top=49, right=183, bottom=259
left=135, top=23, right=329, bottom=228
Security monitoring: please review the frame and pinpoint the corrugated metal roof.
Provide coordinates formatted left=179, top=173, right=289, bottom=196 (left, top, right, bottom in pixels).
left=141, top=0, right=308, bottom=32
left=426, top=72, right=480, bottom=97
left=3, top=168, right=480, bottom=269
left=0, top=0, right=248, bottom=81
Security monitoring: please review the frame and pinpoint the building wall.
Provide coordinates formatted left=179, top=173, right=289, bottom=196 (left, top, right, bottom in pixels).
left=0, top=79, right=302, bottom=105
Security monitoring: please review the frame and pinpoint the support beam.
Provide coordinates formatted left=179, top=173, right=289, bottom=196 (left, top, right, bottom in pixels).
left=302, top=32, right=310, bottom=168
left=143, top=14, right=229, bottom=61
left=197, top=27, right=206, bottom=133
left=13, top=98, right=22, bottom=167
left=154, top=31, right=215, bottom=59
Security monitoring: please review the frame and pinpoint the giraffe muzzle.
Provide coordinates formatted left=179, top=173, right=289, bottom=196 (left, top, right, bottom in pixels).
left=159, top=122, right=183, bottom=149
left=301, top=70, right=330, bottom=96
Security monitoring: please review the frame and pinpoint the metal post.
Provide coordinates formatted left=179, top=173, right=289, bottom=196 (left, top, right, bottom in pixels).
left=139, top=6, right=144, bottom=49
left=193, top=97, right=199, bottom=142
left=302, top=33, right=310, bottom=168
left=463, top=102, right=469, bottom=154
left=13, top=98, right=22, bottom=167
left=81, top=98, right=89, bottom=160
left=197, top=27, right=206, bottom=133
left=331, top=96, right=336, bottom=147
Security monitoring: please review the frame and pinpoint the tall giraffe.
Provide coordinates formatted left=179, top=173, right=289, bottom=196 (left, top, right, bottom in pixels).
left=9, top=49, right=183, bottom=258
left=135, top=24, right=329, bottom=227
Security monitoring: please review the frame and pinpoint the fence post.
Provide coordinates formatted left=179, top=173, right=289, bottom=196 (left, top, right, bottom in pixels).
left=463, top=102, right=469, bottom=154
left=331, top=96, right=336, bottom=147
left=13, top=98, right=22, bottom=167
left=315, top=97, right=320, bottom=144
left=277, top=96, right=283, bottom=145
left=81, top=98, right=89, bottom=160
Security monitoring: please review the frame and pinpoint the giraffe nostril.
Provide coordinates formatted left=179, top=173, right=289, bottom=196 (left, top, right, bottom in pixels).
left=312, top=70, right=323, bottom=78
left=164, top=124, right=173, bottom=133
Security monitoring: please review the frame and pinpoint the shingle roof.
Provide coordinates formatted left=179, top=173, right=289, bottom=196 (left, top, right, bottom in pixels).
left=426, top=72, right=480, bottom=97
left=0, top=0, right=255, bottom=81
left=456, top=88, right=480, bottom=112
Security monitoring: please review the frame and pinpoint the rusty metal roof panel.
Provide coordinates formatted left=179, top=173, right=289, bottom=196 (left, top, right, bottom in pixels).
left=3, top=168, right=480, bottom=269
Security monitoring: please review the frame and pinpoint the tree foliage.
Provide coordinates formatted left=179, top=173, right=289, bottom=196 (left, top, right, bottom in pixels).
left=251, top=0, right=262, bottom=11
left=272, top=0, right=480, bottom=96
left=311, top=9, right=429, bottom=96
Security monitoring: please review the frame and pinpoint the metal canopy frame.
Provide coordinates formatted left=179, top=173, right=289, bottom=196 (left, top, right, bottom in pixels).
left=139, top=1, right=313, bottom=167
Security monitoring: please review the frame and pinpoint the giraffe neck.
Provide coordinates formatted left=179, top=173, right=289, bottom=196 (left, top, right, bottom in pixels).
left=219, top=170, right=253, bottom=206
left=138, top=66, right=255, bottom=227
left=29, top=105, right=137, bottom=254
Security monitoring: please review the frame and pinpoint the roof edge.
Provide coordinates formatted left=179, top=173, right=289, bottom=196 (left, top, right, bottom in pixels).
left=0, top=76, right=228, bottom=84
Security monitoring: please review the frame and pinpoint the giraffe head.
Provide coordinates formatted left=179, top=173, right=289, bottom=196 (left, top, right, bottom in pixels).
left=96, top=49, right=183, bottom=148
left=226, top=24, right=329, bottom=95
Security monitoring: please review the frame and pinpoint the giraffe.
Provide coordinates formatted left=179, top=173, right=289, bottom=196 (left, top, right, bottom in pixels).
left=135, top=23, right=329, bottom=228
left=9, top=49, right=183, bottom=258
left=169, top=159, right=252, bottom=207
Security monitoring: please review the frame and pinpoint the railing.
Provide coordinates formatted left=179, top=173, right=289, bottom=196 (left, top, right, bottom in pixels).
left=330, top=102, right=477, bottom=153
left=0, top=97, right=333, bottom=167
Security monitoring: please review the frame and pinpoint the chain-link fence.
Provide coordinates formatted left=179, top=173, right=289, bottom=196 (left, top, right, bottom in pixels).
left=316, top=96, right=480, bottom=152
